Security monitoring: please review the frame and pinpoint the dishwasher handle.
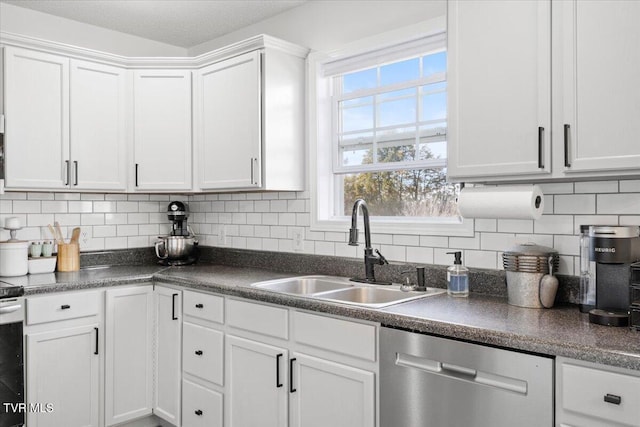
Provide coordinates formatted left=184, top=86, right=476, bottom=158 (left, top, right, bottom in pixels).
left=395, top=352, right=527, bottom=395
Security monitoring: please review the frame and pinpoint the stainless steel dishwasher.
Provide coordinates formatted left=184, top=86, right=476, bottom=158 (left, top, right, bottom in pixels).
left=380, top=327, right=554, bottom=427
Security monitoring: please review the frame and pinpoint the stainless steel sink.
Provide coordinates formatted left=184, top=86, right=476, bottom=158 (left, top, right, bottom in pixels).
left=251, top=275, right=354, bottom=295
left=251, top=275, right=444, bottom=308
left=316, top=286, right=444, bottom=308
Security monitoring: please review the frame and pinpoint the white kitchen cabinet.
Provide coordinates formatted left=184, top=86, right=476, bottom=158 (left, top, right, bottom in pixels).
left=448, top=0, right=640, bottom=183
left=133, top=70, right=192, bottom=191
left=154, top=285, right=182, bottom=425
left=194, top=41, right=306, bottom=191
left=182, top=379, right=223, bottom=427
left=289, top=353, right=375, bottom=427
left=556, top=357, right=640, bottom=427
left=70, top=59, right=128, bottom=191
left=3, top=47, right=128, bottom=191
left=555, top=0, right=640, bottom=176
left=225, top=334, right=289, bottom=427
left=25, top=290, right=103, bottom=427
left=4, top=47, right=70, bottom=189
left=105, top=286, right=154, bottom=426
left=447, top=0, right=552, bottom=181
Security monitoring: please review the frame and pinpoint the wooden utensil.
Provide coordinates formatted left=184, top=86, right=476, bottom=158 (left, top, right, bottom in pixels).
left=70, top=227, right=81, bottom=244
left=54, top=221, right=64, bottom=243
left=48, top=224, right=62, bottom=244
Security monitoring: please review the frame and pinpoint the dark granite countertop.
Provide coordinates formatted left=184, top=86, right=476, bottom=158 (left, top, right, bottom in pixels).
left=16, top=263, right=640, bottom=371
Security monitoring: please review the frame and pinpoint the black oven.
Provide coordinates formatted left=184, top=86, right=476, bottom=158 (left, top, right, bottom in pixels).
left=0, top=284, right=25, bottom=427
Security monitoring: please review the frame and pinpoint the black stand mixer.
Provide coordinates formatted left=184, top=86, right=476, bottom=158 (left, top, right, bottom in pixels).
left=155, top=201, right=199, bottom=265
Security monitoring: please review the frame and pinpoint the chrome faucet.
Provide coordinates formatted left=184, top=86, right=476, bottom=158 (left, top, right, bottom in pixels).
left=348, top=199, right=390, bottom=284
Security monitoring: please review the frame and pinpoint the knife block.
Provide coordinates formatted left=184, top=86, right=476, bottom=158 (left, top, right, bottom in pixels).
left=57, top=243, right=80, bottom=272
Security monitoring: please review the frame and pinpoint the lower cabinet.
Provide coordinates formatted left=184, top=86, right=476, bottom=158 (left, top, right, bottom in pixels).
left=25, top=290, right=102, bottom=427
left=225, top=335, right=289, bottom=427
left=182, top=379, right=223, bottom=427
left=105, top=286, right=154, bottom=426
left=556, top=357, right=640, bottom=427
left=26, top=324, right=101, bottom=427
left=289, top=353, right=375, bottom=427
left=154, top=285, right=183, bottom=425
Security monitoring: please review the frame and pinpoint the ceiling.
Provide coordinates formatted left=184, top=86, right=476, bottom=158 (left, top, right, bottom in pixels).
left=0, top=0, right=308, bottom=48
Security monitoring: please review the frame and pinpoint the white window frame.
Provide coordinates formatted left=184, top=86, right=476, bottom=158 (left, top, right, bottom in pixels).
left=308, top=17, right=473, bottom=237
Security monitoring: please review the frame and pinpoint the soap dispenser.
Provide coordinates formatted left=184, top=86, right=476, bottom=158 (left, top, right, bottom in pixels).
left=446, top=251, right=469, bottom=297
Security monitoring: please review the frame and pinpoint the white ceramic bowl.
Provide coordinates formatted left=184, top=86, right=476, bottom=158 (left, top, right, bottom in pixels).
left=28, top=256, right=57, bottom=274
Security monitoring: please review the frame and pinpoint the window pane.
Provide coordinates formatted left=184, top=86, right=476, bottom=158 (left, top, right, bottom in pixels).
left=342, top=168, right=459, bottom=217
left=379, top=96, right=416, bottom=127
left=339, top=132, right=374, bottom=166
left=380, top=58, right=419, bottom=86
left=342, top=68, right=377, bottom=93
left=340, top=98, right=374, bottom=132
left=377, top=127, right=416, bottom=163
left=423, top=51, right=447, bottom=77
left=418, top=141, right=447, bottom=160
left=421, top=90, right=446, bottom=121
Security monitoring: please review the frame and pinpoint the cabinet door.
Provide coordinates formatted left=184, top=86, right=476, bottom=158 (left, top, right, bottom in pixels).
left=154, top=286, right=182, bottom=425
left=105, top=286, right=153, bottom=426
left=4, top=47, right=70, bottom=189
left=560, top=0, right=640, bottom=173
left=447, top=0, right=551, bottom=180
left=70, top=59, right=128, bottom=191
left=289, top=353, right=375, bottom=427
left=133, top=70, right=192, bottom=191
left=196, top=51, right=262, bottom=190
left=26, top=325, right=100, bottom=427
left=225, top=335, right=287, bottom=427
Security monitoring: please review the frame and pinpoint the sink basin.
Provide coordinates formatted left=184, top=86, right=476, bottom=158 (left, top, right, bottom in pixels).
left=251, top=275, right=354, bottom=295
left=251, top=275, right=445, bottom=308
left=317, top=286, right=445, bottom=308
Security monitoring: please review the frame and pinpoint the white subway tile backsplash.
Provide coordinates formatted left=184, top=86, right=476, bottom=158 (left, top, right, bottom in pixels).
left=554, top=194, right=595, bottom=215
left=514, top=234, right=553, bottom=248
left=116, top=201, right=139, bottom=213
left=314, top=241, right=335, bottom=256
left=55, top=193, right=81, bottom=200
left=539, top=182, right=574, bottom=194
left=534, top=215, right=574, bottom=234
left=14, top=200, right=41, bottom=213
left=620, top=216, right=640, bottom=226
left=270, top=200, right=287, bottom=212
left=81, top=213, right=104, bottom=226
left=465, top=250, right=497, bottom=269
left=497, top=219, right=533, bottom=233
left=27, top=192, right=53, bottom=200
left=620, top=180, right=640, bottom=193
left=597, top=193, right=640, bottom=214
left=406, top=246, right=434, bottom=264
left=93, top=225, right=117, bottom=238
left=553, top=234, right=580, bottom=256
left=117, top=225, right=139, bottom=237
left=80, top=193, right=105, bottom=201
left=393, top=234, right=420, bottom=247
left=572, top=215, right=619, bottom=233
left=574, top=181, right=618, bottom=194
left=105, top=213, right=128, bottom=225
left=41, top=201, right=68, bottom=213
left=278, top=213, right=296, bottom=226
left=480, top=233, right=516, bottom=251
left=474, top=219, right=496, bottom=232
left=449, top=234, right=480, bottom=250
left=420, top=235, right=448, bottom=248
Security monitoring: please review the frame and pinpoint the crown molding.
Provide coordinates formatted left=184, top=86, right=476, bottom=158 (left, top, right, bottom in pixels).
left=0, top=32, right=309, bottom=68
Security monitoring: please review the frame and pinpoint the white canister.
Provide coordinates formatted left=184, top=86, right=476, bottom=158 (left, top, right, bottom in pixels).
left=0, top=241, right=29, bottom=276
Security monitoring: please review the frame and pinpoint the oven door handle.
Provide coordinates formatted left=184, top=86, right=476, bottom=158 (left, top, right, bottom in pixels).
left=0, top=304, right=22, bottom=314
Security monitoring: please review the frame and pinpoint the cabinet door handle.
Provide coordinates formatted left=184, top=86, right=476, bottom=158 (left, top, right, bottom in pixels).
left=94, top=327, right=99, bottom=355
left=73, top=160, right=78, bottom=186
left=135, top=163, right=139, bottom=187
left=604, top=393, right=621, bottom=405
left=195, top=409, right=203, bottom=416
left=195, top=350, right=203, bottom=356
left=276, top=353, right=283, bottom=388
left=64, top=160, right=70, bottom=185
left=172, top=293, right=178, bottom=320
left=289, top=357, right=297, bottom=393
left=195, top=303, right=204, bottom=309
left=537, top=127, right=544, bottom=169
left=61, top=304, right=71, bottom=310
left=564, top=124, right=571, bottom=167
left=250, top=158, right=254, bottom=185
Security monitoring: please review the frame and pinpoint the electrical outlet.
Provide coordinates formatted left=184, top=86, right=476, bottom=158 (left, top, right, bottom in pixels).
left=81, top=231, right=88, bottom=245
left=219, top=225, right=227, bottom=246
left=292, top=229, right=303, bottom=251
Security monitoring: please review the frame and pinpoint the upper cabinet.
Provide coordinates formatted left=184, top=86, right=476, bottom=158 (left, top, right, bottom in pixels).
left=447, top=0, right=551, bottom=181
left=556, top=0, right=640, bottom=175
left=194, top=44, right=306, bottom=192
left=133, top=70, right=192, bottom=191
left=4, top=47, right=127, bottom=191
left=448, top=0, right=640, bottom=183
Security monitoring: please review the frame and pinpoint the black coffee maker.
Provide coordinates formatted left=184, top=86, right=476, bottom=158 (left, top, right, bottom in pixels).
left=588, top=226, right=640, bottom=326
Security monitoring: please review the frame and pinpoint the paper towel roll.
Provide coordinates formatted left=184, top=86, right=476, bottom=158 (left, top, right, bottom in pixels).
left=457, top=185, right=544, bottom=220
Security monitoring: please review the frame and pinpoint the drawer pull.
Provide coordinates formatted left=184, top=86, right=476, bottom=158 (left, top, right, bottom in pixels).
left=195, top=409, right=203, bottom=416
left=61, top=304, right=71, bottom=310
left=195, top=303, right=204, bottom=309
left=604, top=393, right=621, bottom=405
left=195, top=350, right=203, bottom=356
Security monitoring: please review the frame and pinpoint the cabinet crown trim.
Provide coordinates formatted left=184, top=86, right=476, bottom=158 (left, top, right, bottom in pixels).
left=0, top=32, right=309, bottom=68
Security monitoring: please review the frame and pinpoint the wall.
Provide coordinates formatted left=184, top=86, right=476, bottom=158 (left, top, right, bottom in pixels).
left=0, top=2, right=186, bottom=57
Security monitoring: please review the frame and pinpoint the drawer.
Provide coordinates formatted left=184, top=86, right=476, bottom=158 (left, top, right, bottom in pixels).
left=27, top=290, right=101, bottom=325
left=561, top=362, right=640, bottom=426
left=226, top=299, right=288, bottom=339
left=182, top=379, right=223, bottom=427
left=183, top=290, right=224, bottom=324
left=293, top=311, right=376, bottom=362
left=183, top=322, right=224, bottom=385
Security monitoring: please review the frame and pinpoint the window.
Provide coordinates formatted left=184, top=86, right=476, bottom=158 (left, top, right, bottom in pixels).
left=310, top=20, right=472, bottom=236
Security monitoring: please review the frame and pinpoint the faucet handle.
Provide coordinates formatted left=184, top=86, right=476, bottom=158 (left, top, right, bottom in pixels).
left=375, top=249, right=388, bottom=265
